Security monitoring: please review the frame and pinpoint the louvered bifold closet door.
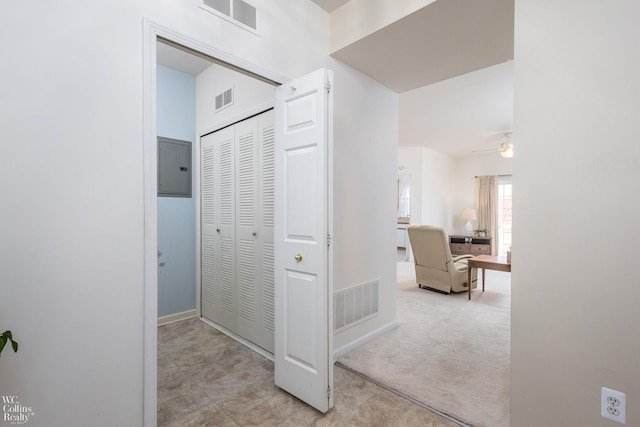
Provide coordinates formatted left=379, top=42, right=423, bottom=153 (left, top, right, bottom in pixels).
left=231, top=110, right=275, bottom=353
left=201, top=126, right=236, bottom=331
left=200, top=110, right=275, bottom=353
left=234, top=116, right=260, bottom=345
left=256, top=110, right=275, bottom=353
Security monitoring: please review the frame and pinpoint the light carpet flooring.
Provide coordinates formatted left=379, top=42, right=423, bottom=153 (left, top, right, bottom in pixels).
left=158, top=317, right=462, bottom=426
left=338, top=261, right=511, bottom=427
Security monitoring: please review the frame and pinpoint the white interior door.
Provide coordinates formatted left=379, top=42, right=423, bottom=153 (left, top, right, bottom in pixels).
left=274, top=68, right=333, bottom=412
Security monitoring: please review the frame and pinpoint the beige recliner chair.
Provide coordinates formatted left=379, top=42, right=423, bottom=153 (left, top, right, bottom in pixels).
left=407, top=225, right=477, bottom=294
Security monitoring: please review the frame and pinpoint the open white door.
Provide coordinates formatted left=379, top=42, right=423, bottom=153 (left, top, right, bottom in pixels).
left=274, top=68, right=333, bottom=412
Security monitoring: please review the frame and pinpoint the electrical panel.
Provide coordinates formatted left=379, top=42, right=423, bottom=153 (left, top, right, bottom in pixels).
left=158, top=137, right=192, bottom=198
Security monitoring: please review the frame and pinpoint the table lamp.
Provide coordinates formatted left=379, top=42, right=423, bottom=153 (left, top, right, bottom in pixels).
left=462, top=208, right=477, bottom=236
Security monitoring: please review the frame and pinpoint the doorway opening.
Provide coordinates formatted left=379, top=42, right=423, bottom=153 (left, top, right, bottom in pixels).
left=143, top=21, right=288, bottom=426
left=156, top=36, right=277, bottom=350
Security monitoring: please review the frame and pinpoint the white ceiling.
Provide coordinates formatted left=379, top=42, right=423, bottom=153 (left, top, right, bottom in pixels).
left=158, top=1, right=514, bottom=158
left=156, top=41, right=213, bottom=76
left=400, top=61, right=513, bottom=157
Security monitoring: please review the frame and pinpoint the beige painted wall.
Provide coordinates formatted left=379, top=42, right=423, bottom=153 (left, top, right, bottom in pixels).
left=512, top=1, right=640, bottom=425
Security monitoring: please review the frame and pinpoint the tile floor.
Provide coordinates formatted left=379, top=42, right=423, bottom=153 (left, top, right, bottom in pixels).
left=158, top=318, right=461, bottom=426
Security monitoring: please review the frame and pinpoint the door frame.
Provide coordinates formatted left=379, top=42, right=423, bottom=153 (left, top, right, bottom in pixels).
left=142, top=19, right=290, bottom=427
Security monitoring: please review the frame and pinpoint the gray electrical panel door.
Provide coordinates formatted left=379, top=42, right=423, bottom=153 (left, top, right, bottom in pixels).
left=158, top=137, right=192, bottom=197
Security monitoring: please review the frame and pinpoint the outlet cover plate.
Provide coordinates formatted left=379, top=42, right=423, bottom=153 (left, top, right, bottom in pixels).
left=601, top=387, right=626, bottom=424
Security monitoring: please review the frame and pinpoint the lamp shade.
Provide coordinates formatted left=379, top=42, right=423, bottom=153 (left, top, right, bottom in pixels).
left=462, top=208, right=477, bottom=221
left=462, top=208, right=476, bottom=236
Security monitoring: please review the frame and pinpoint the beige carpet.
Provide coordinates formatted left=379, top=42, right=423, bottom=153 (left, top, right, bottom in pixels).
left=338, top=261, right=510, bottom=427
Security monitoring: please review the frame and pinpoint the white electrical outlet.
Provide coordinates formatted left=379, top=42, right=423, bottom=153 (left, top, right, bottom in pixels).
left=602, top=387, right=626, bottom=424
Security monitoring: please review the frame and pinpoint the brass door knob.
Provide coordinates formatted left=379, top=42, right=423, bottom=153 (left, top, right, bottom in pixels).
left=294, top=253, right=303, bottom=262
left=216, top=228, right=220, bottom=233
left=252, top=231, right=257, bottom=237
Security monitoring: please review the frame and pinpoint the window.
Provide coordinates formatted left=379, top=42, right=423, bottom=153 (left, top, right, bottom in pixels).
left=397, top=174, right=410, bottom=223
left=497, top=176, right=512, bottom=255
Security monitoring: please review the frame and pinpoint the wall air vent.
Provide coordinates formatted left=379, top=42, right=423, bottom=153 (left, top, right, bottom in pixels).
left=334, top=280, right=380, bottom=332
left=199, top=0, right=259, bottom=34
left=215, top=87, right=234, bottom=112
left=232, top=0, right=257, bottom=30
left=203, top=0, right=230, bottom=16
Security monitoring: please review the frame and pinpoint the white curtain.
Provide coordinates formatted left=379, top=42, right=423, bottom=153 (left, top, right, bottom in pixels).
left=475, top=176, right=498, bottom=255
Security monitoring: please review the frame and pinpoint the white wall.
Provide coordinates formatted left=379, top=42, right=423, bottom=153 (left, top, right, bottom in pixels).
left=397, top=147, right=512, bottom=249
left=397, top=146, right=456, bottom=230
left=452, top=154, right=512, bottom=234
left=0, top=1, right=397, bottom=425
left=330, top=59, right=399, bottom=352
left=512, top=1, right=640, bottom=425
left=420, top=148, right=456, bottom=230
left=399, top=61, right=513, bottom=156
left=192, top=49, right=399, bottom=357
left=157, top=65, right=197, bottom=318
left=196, top=62, right=275, bottom=133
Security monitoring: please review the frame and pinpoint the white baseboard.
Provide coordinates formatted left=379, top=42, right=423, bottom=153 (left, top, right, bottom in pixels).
left=157, top=309, right=197, bottom=326
left=333, top=320, right=398, bottom=360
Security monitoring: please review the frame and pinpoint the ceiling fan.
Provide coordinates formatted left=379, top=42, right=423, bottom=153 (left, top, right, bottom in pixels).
left=473, top=132, right=513, bottom=158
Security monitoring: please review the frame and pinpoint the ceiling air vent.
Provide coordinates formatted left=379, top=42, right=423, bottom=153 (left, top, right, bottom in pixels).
left=199, top=0, right=259, bottom=34
left=215, top=87, right=233, bottom=112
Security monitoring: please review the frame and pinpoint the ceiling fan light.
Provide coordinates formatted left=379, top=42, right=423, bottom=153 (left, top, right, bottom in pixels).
left=499, top=142, right=513, bottom=158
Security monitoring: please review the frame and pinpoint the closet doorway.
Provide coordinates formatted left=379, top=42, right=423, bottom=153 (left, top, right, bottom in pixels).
left=151, top=30, right=335, bottom=416
left=156, top=39, right=277, bottom=350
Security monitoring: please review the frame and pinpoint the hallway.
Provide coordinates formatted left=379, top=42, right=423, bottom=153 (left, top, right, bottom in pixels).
left=158, top=318, right=460, bottom=426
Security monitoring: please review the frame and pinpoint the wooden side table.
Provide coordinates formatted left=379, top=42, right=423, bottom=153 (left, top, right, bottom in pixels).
left=467, top=255, right=511, bottom=300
